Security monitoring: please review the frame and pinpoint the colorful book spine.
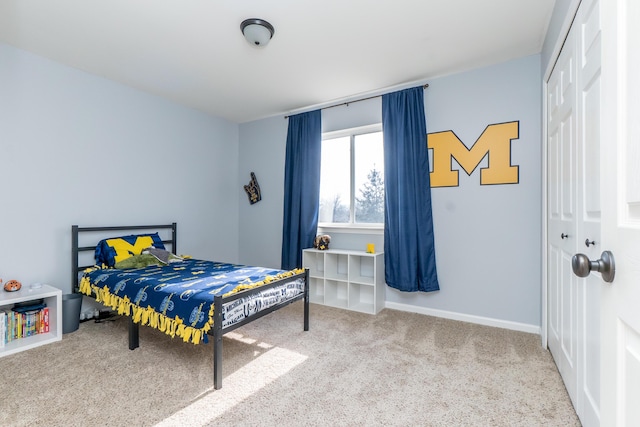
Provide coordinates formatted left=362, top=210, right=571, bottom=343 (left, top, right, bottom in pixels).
left=0, top=310, right=5, bottom=348
left=43, top=307, right=49, bottom=333
left=7, top=311, right=12, bottom=342
left=10, top=311, right=16, bottom=342
left=28, top=311, right=36, bottom=337
left=5, top=310, right=11, bottom=343
left=9, top=311, right=15, bottom=342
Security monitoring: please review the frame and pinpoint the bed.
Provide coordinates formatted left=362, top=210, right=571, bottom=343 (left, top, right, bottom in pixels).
left=71, top=223, right=309, bottom=390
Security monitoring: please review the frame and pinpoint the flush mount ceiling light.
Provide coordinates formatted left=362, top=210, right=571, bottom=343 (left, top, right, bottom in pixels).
left=240, top=18, right=275, bottom=47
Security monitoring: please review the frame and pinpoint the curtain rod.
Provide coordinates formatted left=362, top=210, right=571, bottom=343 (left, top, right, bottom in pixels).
left=284, top=83, right=429, bottom=119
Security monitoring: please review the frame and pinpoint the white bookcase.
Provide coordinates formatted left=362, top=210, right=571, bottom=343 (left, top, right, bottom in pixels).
left=0, top=284, right=63, bottom=357
left=303, top=248, right=384, bottom=314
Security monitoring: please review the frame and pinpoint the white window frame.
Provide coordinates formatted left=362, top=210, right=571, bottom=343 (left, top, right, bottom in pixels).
left=318, top=123, right=384, bottom=234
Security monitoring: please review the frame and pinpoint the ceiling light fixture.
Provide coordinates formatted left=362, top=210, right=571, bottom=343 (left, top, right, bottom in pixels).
left=240, top=18, right=275, bottom=47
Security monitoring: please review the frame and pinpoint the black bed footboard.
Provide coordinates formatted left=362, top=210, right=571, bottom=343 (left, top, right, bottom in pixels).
left=211, top=268, right=309, bottom=389
left=126, top=267, right=309, bottom=390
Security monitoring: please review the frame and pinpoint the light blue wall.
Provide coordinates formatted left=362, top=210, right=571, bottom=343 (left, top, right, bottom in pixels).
left=238, top=54, right=542, bottom=328
left=396, top=54, right=542, bottom=327
left=237, top=116, right=288, bottom=268
left=0, top=43, right=240, bottom=294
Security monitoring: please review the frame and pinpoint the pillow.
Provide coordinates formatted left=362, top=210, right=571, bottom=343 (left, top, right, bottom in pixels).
left=95, top=233, right=166, bottom=267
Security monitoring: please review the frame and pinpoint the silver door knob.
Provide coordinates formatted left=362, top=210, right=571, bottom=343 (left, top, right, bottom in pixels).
left=571, top=250, right=615, bottom=283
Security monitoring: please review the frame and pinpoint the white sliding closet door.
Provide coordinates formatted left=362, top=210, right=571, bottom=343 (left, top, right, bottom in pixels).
left=547, top=0, right=601, bottom=425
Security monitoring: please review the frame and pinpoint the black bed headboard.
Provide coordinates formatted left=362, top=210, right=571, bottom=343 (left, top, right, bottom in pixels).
left=71, top=223, right=177, bottom=292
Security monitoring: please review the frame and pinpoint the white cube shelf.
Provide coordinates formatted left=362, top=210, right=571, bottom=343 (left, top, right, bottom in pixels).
left=0, top=284, right=63, bottom=357
left=302, top=249, right=384, bottom=314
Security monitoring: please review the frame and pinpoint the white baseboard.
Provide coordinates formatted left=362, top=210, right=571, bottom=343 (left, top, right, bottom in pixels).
left=384, top=301, right=541, bottom=335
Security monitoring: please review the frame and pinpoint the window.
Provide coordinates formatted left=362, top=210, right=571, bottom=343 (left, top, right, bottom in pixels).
left=318, top=125, right=384, bottom=226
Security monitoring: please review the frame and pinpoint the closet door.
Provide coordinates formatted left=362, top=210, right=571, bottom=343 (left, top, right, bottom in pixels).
left=547, top=16, right=579, bottom=408
left=547, top=0, right=601, bottom=425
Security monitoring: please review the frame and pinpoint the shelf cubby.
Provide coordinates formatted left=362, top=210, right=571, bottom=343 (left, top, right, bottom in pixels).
left=325, top=279, right=349, bottom=309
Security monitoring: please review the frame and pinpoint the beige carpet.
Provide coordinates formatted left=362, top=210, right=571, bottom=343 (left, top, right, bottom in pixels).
left=0, top=302, right=580, bottom=427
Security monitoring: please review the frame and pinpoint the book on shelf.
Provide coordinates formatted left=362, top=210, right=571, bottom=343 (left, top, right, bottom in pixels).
left=0, top=310, right=5, bottom=348
left=0, top=303, right=49, bottom=345
left=42, top=307, right=50, bottom=333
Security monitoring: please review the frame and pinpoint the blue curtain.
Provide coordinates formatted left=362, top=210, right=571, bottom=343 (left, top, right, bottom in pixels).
left=281, top=110, right=322, bottom=270
left=382, top=87, right=439, bottom=292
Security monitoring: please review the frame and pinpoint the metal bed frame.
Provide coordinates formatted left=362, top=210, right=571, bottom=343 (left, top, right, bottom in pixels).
left=71, top=223, right=309, bottom=390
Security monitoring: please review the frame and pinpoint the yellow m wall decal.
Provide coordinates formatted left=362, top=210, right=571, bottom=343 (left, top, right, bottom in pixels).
left=428, top=121, right=520, bottom=187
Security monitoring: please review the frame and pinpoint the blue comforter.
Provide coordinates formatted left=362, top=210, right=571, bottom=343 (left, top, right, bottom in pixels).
left=80, top=259, right=300, bottom=344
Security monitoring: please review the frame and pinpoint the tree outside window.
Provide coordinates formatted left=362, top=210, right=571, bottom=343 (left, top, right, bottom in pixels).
left=355, top=167, right=384, bottom=223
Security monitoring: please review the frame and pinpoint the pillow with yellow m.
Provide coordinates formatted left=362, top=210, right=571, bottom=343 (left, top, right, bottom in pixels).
left=95, top=233, right=166, bottom=267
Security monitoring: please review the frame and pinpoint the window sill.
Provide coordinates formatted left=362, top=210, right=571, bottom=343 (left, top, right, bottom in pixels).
left=317, top=224, right=384, bottom=235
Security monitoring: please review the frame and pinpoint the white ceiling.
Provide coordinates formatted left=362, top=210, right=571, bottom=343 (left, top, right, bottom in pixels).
left=0, top=0, right=556, bottom=123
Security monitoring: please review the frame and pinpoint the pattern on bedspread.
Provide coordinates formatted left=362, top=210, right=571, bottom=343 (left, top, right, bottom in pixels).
left=79, top=259, right=304, bottom=344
